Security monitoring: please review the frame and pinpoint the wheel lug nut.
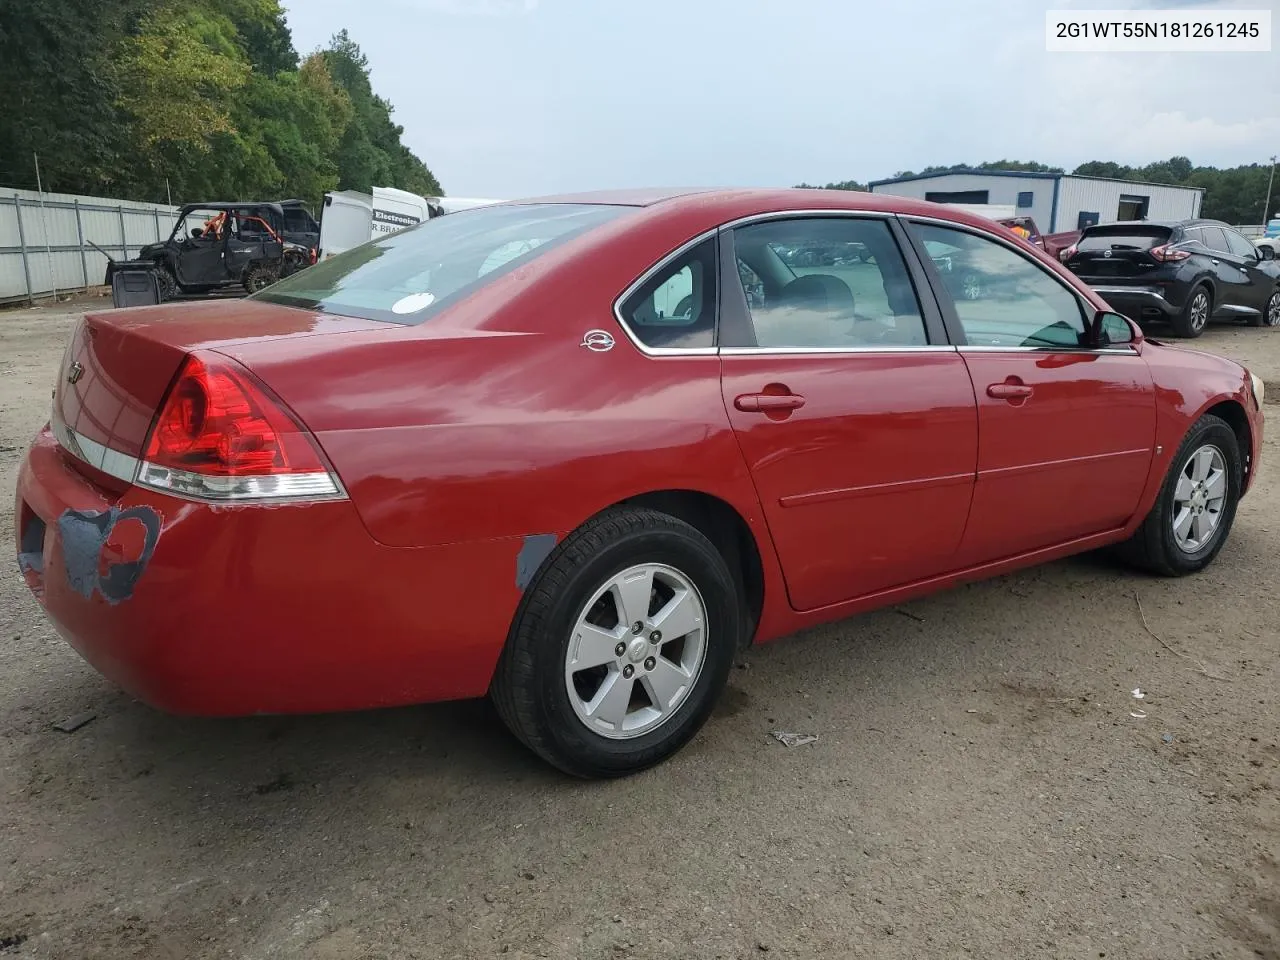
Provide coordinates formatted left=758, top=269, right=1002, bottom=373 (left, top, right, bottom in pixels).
left=614, top=642, right=626, bottom=657
left=631, top=621, right=644, bottom=635
left=644, top=657, right=655, bottom=671
left=649, top=631, right=661, bottom=644
left=622, top=665, right=634, bottom=679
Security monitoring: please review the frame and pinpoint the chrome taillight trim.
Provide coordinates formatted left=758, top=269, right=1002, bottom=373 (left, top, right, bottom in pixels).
left=51, top=411, right=140, bottom=484
left=135, top=463, right=347, bottom=503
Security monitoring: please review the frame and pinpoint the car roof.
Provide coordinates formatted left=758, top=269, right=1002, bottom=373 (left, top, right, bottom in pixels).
left=509, top=187, right=723, bottom=207
left=1083, top=218, right=1231, bottom=231
left=502, top=187, right=1009, bottom=229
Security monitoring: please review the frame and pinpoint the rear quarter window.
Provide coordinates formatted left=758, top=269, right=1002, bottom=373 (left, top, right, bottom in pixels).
left=253, top=203, right=630, bottom=324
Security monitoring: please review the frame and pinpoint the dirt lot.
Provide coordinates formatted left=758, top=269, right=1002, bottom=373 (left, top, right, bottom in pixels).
left=1, top=298, right=1277, bottom=960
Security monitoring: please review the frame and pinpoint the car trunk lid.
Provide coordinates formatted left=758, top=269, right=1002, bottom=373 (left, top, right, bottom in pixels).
left=1065, top=224, right=1175, bottom=280
left=51, top=298, right=391, bottom=484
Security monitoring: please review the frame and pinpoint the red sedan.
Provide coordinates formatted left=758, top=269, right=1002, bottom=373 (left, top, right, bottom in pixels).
left=15, top=188, right=1265, bottom=777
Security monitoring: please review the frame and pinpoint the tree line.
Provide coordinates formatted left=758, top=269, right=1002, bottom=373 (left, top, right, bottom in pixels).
left=797, top=158, right=1276, bottom=225
left=0, top=0, right=441, bottom=207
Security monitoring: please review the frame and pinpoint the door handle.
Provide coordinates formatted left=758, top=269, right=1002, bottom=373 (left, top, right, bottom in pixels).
left=987, top=381, right=1034, bottom=401
left=735, top=393, right=806, bottom=413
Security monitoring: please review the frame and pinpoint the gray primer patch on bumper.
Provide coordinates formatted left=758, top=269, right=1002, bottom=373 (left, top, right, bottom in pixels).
left=515, top=534, right=558, bottom=590
left=58, top=505, right=161, bottom=604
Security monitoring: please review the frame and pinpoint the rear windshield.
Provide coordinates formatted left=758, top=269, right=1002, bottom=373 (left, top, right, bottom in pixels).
left=253, top=202, right=630, bottom=324
left=1077, top=224, right=1172, bottom=252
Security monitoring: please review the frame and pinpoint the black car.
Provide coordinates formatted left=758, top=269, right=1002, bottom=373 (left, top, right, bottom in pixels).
left=1062, top=219, right=1280, bottom=338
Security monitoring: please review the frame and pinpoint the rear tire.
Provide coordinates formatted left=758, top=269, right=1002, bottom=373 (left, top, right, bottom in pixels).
left=1115, top=414, right=1241, bottom=576
left=244, top=264, right=279, bottom=294
left=491, top=507, right=741, bottom=779
left=1172, top=285, right=1211, bottom=338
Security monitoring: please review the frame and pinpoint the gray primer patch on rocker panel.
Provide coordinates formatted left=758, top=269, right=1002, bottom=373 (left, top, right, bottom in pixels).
left=515, top=534, right=558, bottom=590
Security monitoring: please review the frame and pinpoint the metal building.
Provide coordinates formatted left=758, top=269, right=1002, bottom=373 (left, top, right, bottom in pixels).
left=868, top=169, right=1204, bottom=233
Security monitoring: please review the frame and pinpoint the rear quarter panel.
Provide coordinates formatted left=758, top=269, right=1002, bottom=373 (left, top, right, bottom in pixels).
left=1126, top=341, right=1261, bottom=521
left=217, top=206, right=771, bottom=551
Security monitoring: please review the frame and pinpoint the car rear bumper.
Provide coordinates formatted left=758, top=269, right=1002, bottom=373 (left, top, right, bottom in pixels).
left=15, top=426, right=524, bottom=716
left=1089, top=285, right=1181, bottom=320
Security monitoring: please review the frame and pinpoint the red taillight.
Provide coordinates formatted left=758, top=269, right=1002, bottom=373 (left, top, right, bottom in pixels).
left=1060, top=244, right=1078, bottom=262
left=140, top=354, right=341, bottom=501
left=309, top=246, right=317, bottom=265
left=1149, top=243, right=1191, bottom=262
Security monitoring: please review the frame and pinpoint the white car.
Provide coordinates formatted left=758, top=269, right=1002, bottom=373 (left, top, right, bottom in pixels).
left=1256, top=219, right=1280, bottom=258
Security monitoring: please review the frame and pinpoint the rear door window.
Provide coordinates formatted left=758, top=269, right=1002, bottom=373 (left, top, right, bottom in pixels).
left=727, top=217, right=928, bottom=348
left=253, top=203, right=630, bottom=324
left=1200, top=226, right=1231, bottom=253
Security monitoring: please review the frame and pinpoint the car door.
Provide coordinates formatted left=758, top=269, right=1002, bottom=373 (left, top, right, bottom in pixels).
left=1222, top=227, right=1274, bottom=317
left=717, top=214, right=978, bottom=612
left=902, top=219, right=1157, bottom=566
left=1198, top=225, right=1254, bottom=315
left=174, top=225, right=229, bottom=287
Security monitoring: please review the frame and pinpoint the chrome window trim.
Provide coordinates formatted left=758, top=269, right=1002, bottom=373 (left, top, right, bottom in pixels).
left=956, top=344, right=1138, bottom=356
left=1091, top=285, right=1166, bottom=300
left=611, top=226, right=721, bottom=357
left=611, top=210, right=897, bottom=357
left=720, top=345, right=957, bottom=356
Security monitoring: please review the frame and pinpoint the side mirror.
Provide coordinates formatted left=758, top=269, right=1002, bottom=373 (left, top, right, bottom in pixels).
left=190, top=228, right=203, bottom=239
left=1259, top=245, right=1275, bottom=261
left=1094, top=310, right=1139, bottom=347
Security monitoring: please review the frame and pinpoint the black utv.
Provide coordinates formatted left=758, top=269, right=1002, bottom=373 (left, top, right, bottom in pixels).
left=105, top=202, right=315, bottom=300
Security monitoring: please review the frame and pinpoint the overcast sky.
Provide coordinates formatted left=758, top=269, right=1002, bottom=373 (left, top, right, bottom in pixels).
left=279, top=0, right=1279, bottom=198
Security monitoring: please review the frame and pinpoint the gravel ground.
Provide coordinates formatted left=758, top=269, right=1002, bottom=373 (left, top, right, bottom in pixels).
left=1, top=297, right=1277, bottom=960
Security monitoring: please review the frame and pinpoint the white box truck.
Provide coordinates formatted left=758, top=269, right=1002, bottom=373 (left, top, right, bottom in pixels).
left=318, top=187, right=503, bottom=259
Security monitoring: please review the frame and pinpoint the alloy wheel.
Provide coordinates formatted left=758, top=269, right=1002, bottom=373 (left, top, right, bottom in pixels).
left=1189, top=291, right=1209, bottom=332
left=1266, top=292, right=1280, bottom=327
left=563, top=563, right=707, bottom=739
left=1171, top=444, right=1227, bottom=553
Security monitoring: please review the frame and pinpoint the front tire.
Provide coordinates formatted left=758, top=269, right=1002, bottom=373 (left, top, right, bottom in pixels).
left=1116, top=414, right=1241, bottom=576
left=1172, top=285, right=1211, bottom=338
left=155, top=264, right=178, bottom=301
left=491, top=507, right=741, bottom=778
left=1254, top=289, right=1280, bottom=328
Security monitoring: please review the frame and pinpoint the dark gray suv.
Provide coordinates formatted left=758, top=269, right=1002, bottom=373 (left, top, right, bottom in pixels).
left=1062, top=219, right=1280, bottom=338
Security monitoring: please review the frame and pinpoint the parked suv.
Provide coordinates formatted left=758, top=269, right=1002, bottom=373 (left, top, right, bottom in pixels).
left=1062, top=219, right=1280, bottom=338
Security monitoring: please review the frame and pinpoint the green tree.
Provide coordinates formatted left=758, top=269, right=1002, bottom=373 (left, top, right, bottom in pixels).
left=114, top=7, right=251, bottom=153
left=0, top=3, right=441, bottom=206
left=796, top=179, right=867, bottom=191
left=322, top=29, right=442, bottom=195
left=0, top=0, right=153, bottom=193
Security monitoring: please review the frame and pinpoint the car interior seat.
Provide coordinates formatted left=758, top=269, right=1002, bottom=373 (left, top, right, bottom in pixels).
left=752, top=273, right=856, bottom=347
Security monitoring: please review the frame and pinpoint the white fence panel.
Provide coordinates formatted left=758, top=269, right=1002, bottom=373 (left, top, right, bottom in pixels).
left=0, top=187, right=179, bottom=304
